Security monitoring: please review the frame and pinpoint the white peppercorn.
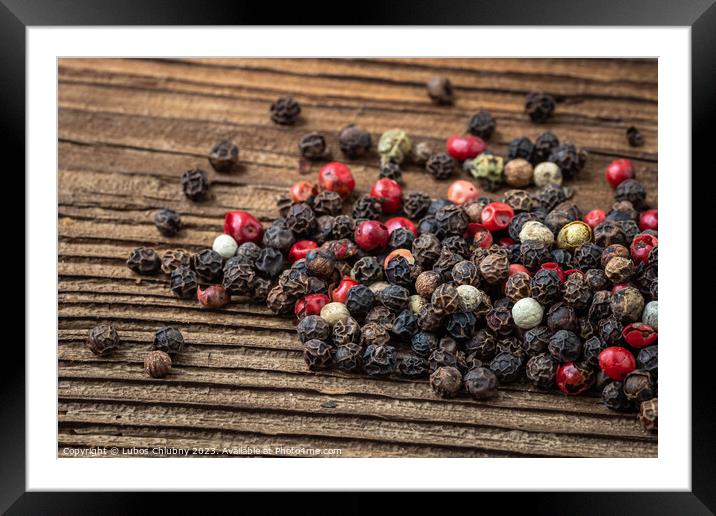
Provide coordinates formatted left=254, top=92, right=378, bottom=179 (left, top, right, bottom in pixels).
left=511, top=297, right=544, bottom=329
left=409, top=294, right=427, bottom=314
left=368, top=281, right=391, bottom=295
left=320, top=302, right=351, bottom=326
left=642, top=300, right=658, bottom=330
left=519, top=220, right=555, bottom=246
left=456, top=284, right=480, bottom=312
left=533, top=162, right=563, bottom=187
left=212, top=234, right=238, bottom=258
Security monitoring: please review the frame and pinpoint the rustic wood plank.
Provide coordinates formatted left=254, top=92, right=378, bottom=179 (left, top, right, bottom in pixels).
left=57, top=58, right=658, bottom=458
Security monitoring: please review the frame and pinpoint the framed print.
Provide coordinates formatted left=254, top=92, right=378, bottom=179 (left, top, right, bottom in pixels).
left=4, top=0, right=714, bottom=512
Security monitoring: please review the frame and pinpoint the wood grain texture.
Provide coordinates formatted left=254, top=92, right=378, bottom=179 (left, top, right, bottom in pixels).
left=58, top=58, right=658, bottom=458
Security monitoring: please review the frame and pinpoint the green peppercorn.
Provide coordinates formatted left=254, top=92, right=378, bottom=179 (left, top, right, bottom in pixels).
left=467, top=154, right=504, bottom=191
left=378, top=128, right=413, bottom=165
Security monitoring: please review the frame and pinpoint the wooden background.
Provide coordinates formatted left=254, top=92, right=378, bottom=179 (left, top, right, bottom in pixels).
left=58, top=58, right=658, bottom=458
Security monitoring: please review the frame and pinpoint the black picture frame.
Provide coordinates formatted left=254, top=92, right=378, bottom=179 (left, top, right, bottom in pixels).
left=4, top=0, right=712, bottom=512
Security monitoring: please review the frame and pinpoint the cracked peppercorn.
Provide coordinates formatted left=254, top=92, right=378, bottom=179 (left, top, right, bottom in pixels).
left=181, top=168, right=209, bottom=201
left=270, top=96, right=301, bottom=125
left=87, top=324, right=120, bottom=356
left=153, top=326, right=184, bottom=355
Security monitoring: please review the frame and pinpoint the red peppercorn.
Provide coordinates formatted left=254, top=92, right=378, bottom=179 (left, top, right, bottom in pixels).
left=563, top=268, right=582, bottom=277
left=290, top=181, right=317, bottom=203
left=599, top=346, right=636, bottom=381
left=331, top=277, right=359, bottom=303
left=630, top=234, right=658, bottom=265
left=370, top=178, right=402, bottom=214
left=318, top=162, right=355, bottom=198
left=197, top=285, right=230, bottom=308
left=384, top=216, right=417, bottom=236
left=481, top=202, right=514, bottom=232
left=622, top=323, right=657, bottom=348
left=288, top=240, right=318, bottom=263
left=295, top=293, right=330, bottom=318
left=639, top=209, right=658, bottom=231
left=556, top=362, right=593, bottom=395
left=355, top=220, right=390, bottom=251
left=447, top=180, right=480, bottom=205
left=583, top=209, right=606, bottom=229
left=446, top=134, right=486, bottom=161
left=539, top=262, right=566, bottom=283
left=465, top=223, right=493, bottom=248
left=605, top=159, right=636, bottom=189
left=498, top=237, right=515, bottom=246
left=224, top=210, right=264, bottom=244
left=509, top=264, right=531, bottom=276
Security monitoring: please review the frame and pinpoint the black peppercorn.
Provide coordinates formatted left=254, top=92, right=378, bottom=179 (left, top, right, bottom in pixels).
left=507, top=137, right=535, bottom=163
left=486, top=306, right=514, bottom=337
left=154, top=208, right=182, bottom=237
left=446, top=311, right=476, bottom=340
left=331, top=316, right=360, bottom=346
left=602, top=381, right=634, bottom=412
left=403, top=192, right=432, bottom=220
left=535, top=184, right=568, bottom=212
left=562, top=273, right=593, bottom=310
left=467, top=110, right=496, bottom=139
left=312, top=215, right=333, bottom=245
left=548, top=329, right=582, bottom=362
left=429, top=347, right=464, bottom=373
left=270, top=96, right=301, bottom=125
left=388, top=227, right=414, bottom=251
left=415, top=216, right=440, bottom=236
left=431, top=248, right=462, bottom=282
left=328, top=215, right=353, bottom=240
left=379, top=162, right=402, bottom=181
left=623, top=369, right=655, bottom=403
left=379, top=284, right=410, bottom=312
left=519, top=240, right=551, bottom=270
left=546, top=302, right=577, bottom=332
left=334, top=343, right=363, bottom=372
left=351, top=194, right=383, bottom=220
left=593, top=221, right=627, bottom=247
left=417, top=303, right=444, bottom=332
left=610, top=286, right=645, bottom=323
left=429, top=366, right=461, bottom=398
left=310, top=191, right=342, bottom=217
left=583, top=336, right=606, bottom=366
left=548, top=143, right=587, bottom=179
left=297, top=315, right=331, bottom=343
left=208, top=140, right=239, bottom=172
left=144, top=350, right=172, bottom=379
left=87, top=323, right=120, bottom=356
left=503, top=189, right=533, bottom=213
left=153, top=326, right=184, bottom=355
left=585, top=268, right=609, bottom=291
left=412, top=232, right=442, bottom=268
left=364, top=305, right=395, bottom=330
left=534, top=132, right=560, bottom=162
left=299, top=132, right=327, bottom=159
left=431, top=284, right=460, bottom=315
left=190, top=249, right=222, bottom=282
left=637, top=345, right=658, bottom=378
left=464, top=367, right=498, bottom=399
left=234, top=242, right=262, bottom=264
left=525, top=353, right=558, bottom=388
left=588, top=290, right=612, bottom=322
left=127, top=247, right=161, bottom=275
left=572, top=243, right=602, bottom=270
left=363, top=344, right=397, bottom=376
left=344, top=284, right=375, bottom=318
left=160, top=249, right=193, bottom=274
left=435, top=204, right=469, bottom=236
left=503, top=272, right=530, bottom=303
left=260, top=224, right=294, bottom=252
left=550, top=249, right=572, bottom=269
left=338, top=124, right=372, bottom=159
left=383, top=256, right=411, bottom=288
left=626, top=126, right=644, bottom=147
left=530, top=268, right=561, bottom=305
left=304, top=248, right=335, bottom=278
left=451, top=260, right=479, bottom=287
left=350, top=257, right=383, bottom=284
left=181, top=168, right=209, bottom=201
left=285, top=202, right=316, bottom=236
left=479, top=252, right=510, bottom=285
left=425, top=152, right=455, bottom=180
left=525, top=92, right=556, bottom=122
left=489, top=351, right=523, bottom=383
left=250, top=277, right=272, bottom=303
left=411, top=331, right=439, bottom=357
left=170, top=266, right=199, bottom=299
left=389, top=309, right=418, bottom=342
left=598, top=316, right=623, bottom=345
left=426, top=77, right=454, bottom=105
left=266, top=285, right=295, bottom=314
left=615, top=179, right=647, bottom=210
left=303, top=339, right=334, bottom=370
left=398, top=355, right=429, bottom=379
left=522, top=325, right=551, bottom=356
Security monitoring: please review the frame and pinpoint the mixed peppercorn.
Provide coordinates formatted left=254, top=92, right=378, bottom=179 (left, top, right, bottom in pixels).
left=108, top=80, right=657, bottom=435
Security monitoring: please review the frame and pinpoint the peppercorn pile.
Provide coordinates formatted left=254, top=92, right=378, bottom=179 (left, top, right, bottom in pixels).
left=108, top=84, right=657, bottom=434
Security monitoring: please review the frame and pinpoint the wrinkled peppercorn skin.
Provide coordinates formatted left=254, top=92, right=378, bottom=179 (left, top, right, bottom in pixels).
left=87, top=324, right=120, bottom=356
left=153, top=326, right=185, bottom=355
left=127, top=247, right=161, bottom=275
left=270, top=96, right=301, bottom=125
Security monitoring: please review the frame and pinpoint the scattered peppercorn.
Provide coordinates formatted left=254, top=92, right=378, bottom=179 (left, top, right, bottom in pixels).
left=525, top=92, right=556, bottom=122
left=153, top=326, right=184, bottom=355
left=270, top=96, right=301, bottom=125
left=426, top=77, right=454, bottom=105
left=626, top=126, right=644, bottom=147
left=299, top=132, right=327, bottom=159
left=208, top=141, right=239, bottom=172
left=154, top=208, right=182, bottom=237
left=426, top=152, right=456, bottom=180
left=127, top=247, right=161, bottom=275
left=181, top=168, right=209, bottom=201
left=144, top=350, right=172, bottom=378
left=467, top=111, right=496, bottom=139
left=87, top=324, right=120, bottom=356
left=170, top=266, right=199, bottom=299
left=338, top=124, right=372, bottom=159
